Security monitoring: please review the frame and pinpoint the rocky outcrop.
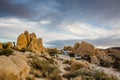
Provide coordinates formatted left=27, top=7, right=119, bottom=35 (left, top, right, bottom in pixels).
left=73, top=41, right=95, bottom=56
left=63, top=46, right=73, bottom=51
left=24, top=31, right=31, bottom=47
left=0, top=56, right=20, bottom=80
left=7, top=42, right=13, bottom=48
left=16, top=33, right=27, bottom=50
left=95, top=49, right=113, bottom=67
left=73, top=42, right=80, bottom=52
left=0, top=42, right=2, bottom=49
left=0, top=55, right=30, bottom=80
left=37, top=38, right=45, bottom=52
left=28, top=33, right=40, bottom=53
left=9, top=55, right=30, bottom=80
left=15, top=31, right=45, bottom=53
left=90, top=56, right=100, bottom=65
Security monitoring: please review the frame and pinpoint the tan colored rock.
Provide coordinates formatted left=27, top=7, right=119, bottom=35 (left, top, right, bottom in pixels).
left=71, top=60, right=89, bottom=71
left=37, top=38, right=45, bottom=52
left=24, top=31, right=31, bottom=47
left=16, top=31, right=45, bottom=53
left=9, top=55, right=30, bottom=80
left=41, top=52, right=51, bottom=59
left=0, top=56, right=20, bottom=80
left=7, top=42, right=13, bottom=48
left=16, top=33, right=27, bottom=50
left=90, top=56, right=100, bottom=65
left=13, top=50, right=28, bottom=61
left=73, top=42, right=80, bottom=52
left=96, top=49, right=113, bottom=64
left=73, top=41, right=95, bottom=56
left=28, top=33, right=40, bottom=53
left=63, top=46, right=73, bottom=51
left=0, top=42, right=3, bottom=49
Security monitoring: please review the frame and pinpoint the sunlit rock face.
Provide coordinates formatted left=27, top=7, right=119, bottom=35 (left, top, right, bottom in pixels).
left=0, top=42, right=3, bottom=49
left=15, top=31, right=45, bottom=53
left=73, top=41, right=95, bottom=56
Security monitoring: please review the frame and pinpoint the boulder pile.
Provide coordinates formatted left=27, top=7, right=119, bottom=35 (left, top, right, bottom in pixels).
left=15, top=31, right=45, bottom=53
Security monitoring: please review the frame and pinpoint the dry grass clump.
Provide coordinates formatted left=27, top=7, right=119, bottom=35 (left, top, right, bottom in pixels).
left=0, top=49, right=13, bottom=56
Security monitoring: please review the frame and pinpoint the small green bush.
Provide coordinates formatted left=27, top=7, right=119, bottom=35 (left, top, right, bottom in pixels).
left=2, top=43, right=8, bottom=49
left=100, top=59, right=112, bottom=67
left=113, top=60, right=120, bottom=70
left=0, top=49, right=13, bottom=56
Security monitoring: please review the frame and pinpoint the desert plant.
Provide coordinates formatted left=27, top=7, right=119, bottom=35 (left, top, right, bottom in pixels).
left=2, top=43, right=8, bottom=49
left=0, top=49, right=13, bottom=56
left=30, top=58, right=60, bottom=78
left=113, top=60, right=120, bottom=70
left=100, top=59, right=112, bottom=67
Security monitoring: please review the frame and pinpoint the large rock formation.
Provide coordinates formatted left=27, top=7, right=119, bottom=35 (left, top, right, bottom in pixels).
left=73, top=41, right=95, bottom=56
left=0, top=42, right=2, bottom=49
left=28, top=32, right=40, bottom=53
left=15, top=31, right=45, bottom=53
left=37, top=38, right=45, bottom=52
left=0, top=55, right=30, bottom=80
left=16, top=33, right=27, bottom=50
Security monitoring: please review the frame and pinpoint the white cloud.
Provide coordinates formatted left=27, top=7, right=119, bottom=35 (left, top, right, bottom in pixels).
left=60, top=22, right=110, bottom=39
left=39, top=20, right=51, bottom=25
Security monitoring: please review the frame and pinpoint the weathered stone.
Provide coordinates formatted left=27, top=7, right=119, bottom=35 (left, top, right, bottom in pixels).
left=16, top=31, right=45, bottom=53
left=37, top=38, right=45, bottom=52
left=24, top=31, right=31, bottom=47
left=90, top=56, right=100, bottom=65
left=16, top=33, right=27, bottom=50
left=73, top=42, right=80, bottom=52
left=0, top=56, right=20, bottom=80
left=73, top=41, right=95, bottom=56
left=9, top=55, right=30, bottom=80
left=0, top=42, right=3, bottom=49
left=63, top=46, right=73, bottom=51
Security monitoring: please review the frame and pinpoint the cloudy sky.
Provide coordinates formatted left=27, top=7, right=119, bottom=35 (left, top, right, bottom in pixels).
left=0, top=0, right=120, bottom=49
